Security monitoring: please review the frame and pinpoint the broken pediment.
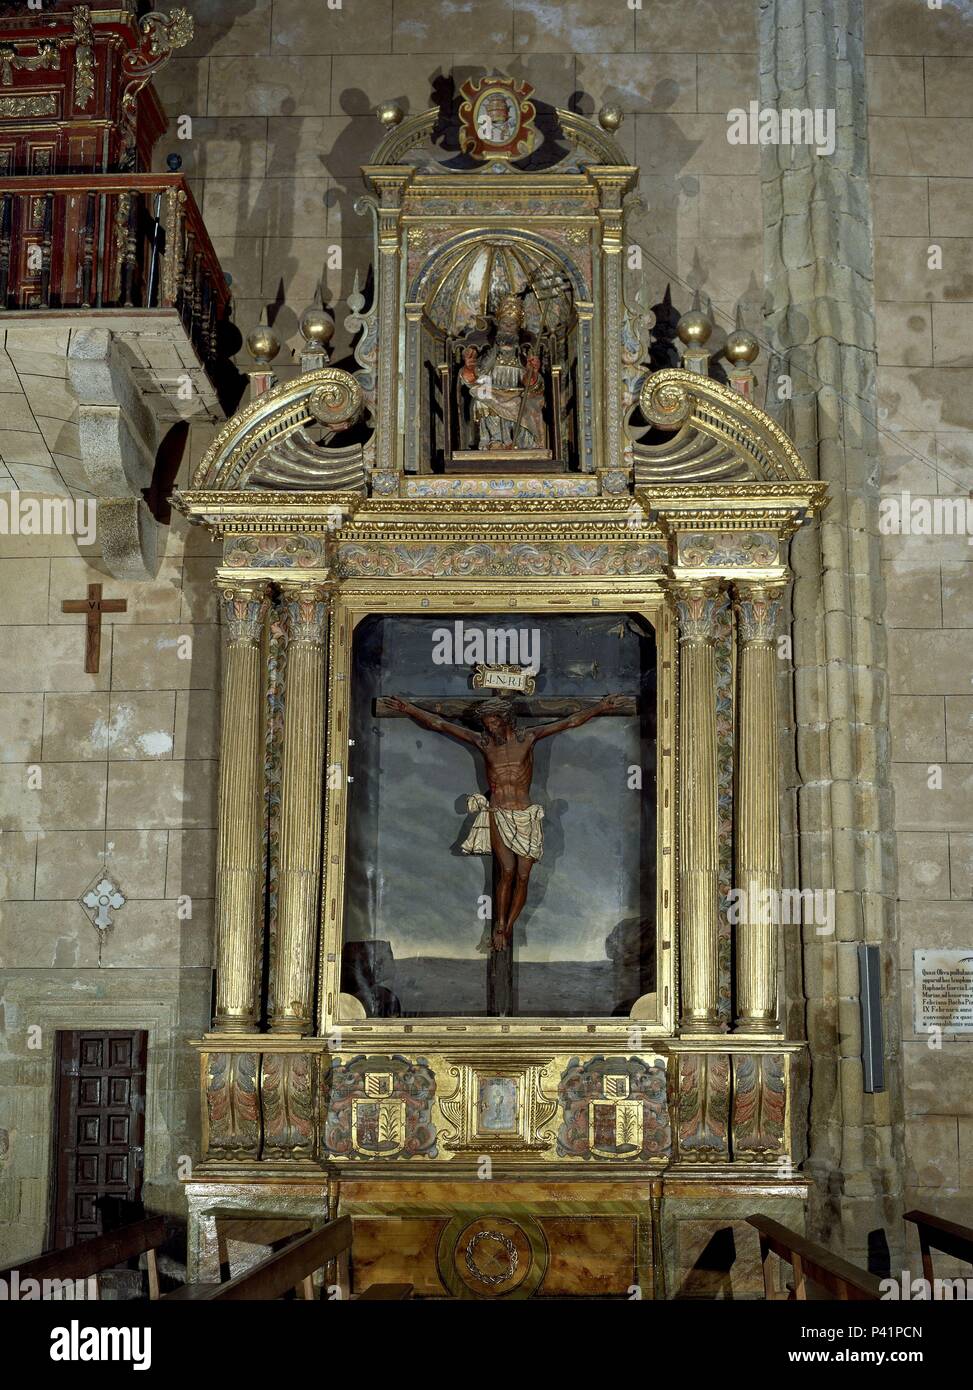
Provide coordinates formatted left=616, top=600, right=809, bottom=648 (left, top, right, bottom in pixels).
left=187, top=79, right=809, bottom=502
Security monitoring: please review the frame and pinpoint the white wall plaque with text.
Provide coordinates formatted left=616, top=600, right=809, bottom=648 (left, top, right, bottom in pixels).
left=914, top=949, right=973, bottom=1035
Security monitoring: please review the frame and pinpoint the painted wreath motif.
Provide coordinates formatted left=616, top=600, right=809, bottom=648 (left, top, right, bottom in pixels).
left=465, top=1230, right=519, bottom=1286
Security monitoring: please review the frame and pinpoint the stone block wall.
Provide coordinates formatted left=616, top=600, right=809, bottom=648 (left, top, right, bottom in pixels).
left=152, top=0, right=764, bottom=360
left=0, top=406, right=221, bottom=1264
left=867, top=0, right=973, bottom=1251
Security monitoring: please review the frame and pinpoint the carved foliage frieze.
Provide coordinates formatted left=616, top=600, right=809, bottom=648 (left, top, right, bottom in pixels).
left=403, top=476, right=599, bottom=499
left=260, top=1052, right=318, bottom=1160
left=205, top=1052, right=261, bottom=1161
left=731, top=1053, right=786, bottom=1162
left=199, top=1048, right=790, bottom=1168
left=333, top=540, right=666, bottom=579
left=0, top=93, right=58, bottom=117
left=676, top=1054, right=730, bottom=1164
left=224, top=533, right=330, bottom=569
left=678, top=531, right=779, bottom=569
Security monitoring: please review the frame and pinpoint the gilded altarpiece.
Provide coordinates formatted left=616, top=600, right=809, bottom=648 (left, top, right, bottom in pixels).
left=176, top=84, right=826, bottom=1298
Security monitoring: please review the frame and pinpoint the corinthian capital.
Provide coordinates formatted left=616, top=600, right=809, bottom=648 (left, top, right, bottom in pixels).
left=733, top=582, right=786, bottom=646
left=218, top=580, right=270, bottom=645
left=281, top=581, right=331, bottom=647
left=669, top=582, right=727, bottom=645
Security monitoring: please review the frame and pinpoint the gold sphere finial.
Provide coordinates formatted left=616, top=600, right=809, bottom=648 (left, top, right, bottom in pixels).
left=676, top=307, right=713, bottom=348
left=300, top=304, right=335, bottom=348
left=724, top=304, right=759, bottom=364
left=598, top=105, right=623, bottom=132
left=246, top=323, right=280, bottom=364
left=377, top=102, right=404, bottom=127
left=724, top=328, right=759, bottom=365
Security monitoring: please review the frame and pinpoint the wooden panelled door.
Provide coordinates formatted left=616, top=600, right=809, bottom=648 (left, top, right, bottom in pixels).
left=51, top=1031, right=147, bottom=1248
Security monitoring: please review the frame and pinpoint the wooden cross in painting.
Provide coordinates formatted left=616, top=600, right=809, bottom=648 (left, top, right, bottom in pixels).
left=62, top=583, right=127, bottom=673
left=376, top=691, right=636, bottom=1016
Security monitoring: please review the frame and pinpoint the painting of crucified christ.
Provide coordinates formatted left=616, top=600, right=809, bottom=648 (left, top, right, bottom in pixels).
left=342, top=610, right=657, bottom=1020
left=385, top=692, right=626, bottom=952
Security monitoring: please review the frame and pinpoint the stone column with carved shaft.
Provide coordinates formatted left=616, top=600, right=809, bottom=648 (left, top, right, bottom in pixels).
left=672, top=582, right=726, bottom=1032
left=212, top=580, right=270, bottom=1033
left=269, top=582, right=330, bottom=1034
left=733, top=582, right=786, bottom=1032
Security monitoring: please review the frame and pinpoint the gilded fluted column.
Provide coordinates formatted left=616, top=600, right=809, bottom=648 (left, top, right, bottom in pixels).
left=362, top=166, right=411, bottom=473
left=672, top=582, right=726, bottom=1033
left=269, top=582, right=330, bottom=1034
left=212, top=581, right=270, bottom=1033
left=733, top=582, right=786, bottom=1032
left=589, top=166, right=637, bottom=471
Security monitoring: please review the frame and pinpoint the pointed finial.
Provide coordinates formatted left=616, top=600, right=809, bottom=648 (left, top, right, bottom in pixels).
left=777, top=386, right=795, bottom=437
left=346, top=268, right=365, bottom=316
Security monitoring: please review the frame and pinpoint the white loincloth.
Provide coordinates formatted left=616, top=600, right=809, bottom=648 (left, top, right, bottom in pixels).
left=460, top=793, right=544, bottom=861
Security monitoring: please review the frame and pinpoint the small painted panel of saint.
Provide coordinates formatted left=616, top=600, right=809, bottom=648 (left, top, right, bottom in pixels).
left=477, top=1075, right=519, bottom=1134
left=341, top=612, right=657, bottom=1019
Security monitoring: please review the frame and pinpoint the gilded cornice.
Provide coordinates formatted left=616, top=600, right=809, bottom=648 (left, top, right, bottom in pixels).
left=176, top=488, right=824, bottom=561
left=173, top=489, right=364, bottom=537
left=639, top=481, right=829, bottom=539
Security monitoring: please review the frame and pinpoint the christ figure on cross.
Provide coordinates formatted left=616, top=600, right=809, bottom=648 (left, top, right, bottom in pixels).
left=385, top=692, right=625, bottom=961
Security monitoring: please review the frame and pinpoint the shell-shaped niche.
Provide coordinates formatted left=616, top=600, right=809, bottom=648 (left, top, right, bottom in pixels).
left=425, top=238, right=574, bottom=340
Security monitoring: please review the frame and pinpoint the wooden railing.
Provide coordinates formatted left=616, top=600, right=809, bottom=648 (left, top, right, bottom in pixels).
left=904, top=1209, right=973, bottom=1284
left=0, top=172, right=234, bottom=404
left=163, top=1215, right=412, bottom=1302
left=0, top=1215, right=167, bottom=1299
left=747, top=1215, right=884, bottom=1301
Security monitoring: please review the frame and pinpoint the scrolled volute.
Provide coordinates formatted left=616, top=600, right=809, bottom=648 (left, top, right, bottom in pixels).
left=308, top=370, right=364, bottom=432
left=639, top=373, right=694, bottom=430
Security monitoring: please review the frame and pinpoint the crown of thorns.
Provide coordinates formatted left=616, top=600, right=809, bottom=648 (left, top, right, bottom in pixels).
left=476, top=696, right=516, bottom=720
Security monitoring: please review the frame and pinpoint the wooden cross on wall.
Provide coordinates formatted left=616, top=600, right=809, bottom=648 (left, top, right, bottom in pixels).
left=62, top=583, right=127, bottom=673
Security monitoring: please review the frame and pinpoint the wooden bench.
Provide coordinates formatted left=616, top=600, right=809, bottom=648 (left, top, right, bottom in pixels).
left=163, top=1215, right=411, bottom=1301
left=747, top=1214, right=884, bottom=1301
left=205, top=1212, right=313, bottom=1281
left=904, top=1209, right=973, bottom=1285
left=0, top=1214, right=167, bottom=1299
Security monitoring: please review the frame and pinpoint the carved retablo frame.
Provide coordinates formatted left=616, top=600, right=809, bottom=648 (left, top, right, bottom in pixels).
left=319, top=575, right=677, bottom=1044
left=173, top=89, right=829, bottom=1190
